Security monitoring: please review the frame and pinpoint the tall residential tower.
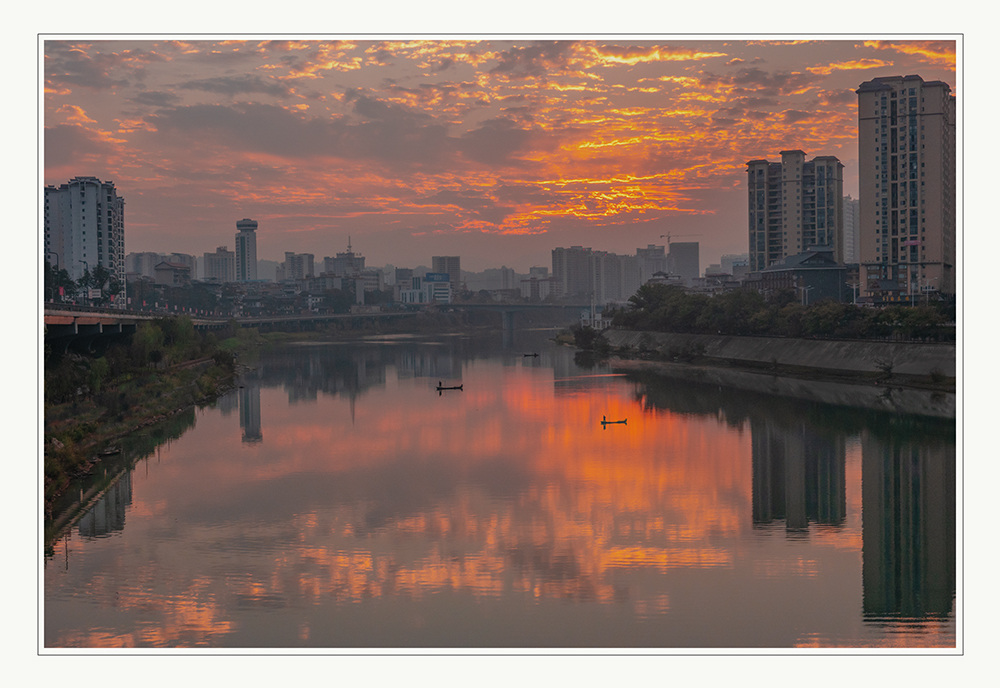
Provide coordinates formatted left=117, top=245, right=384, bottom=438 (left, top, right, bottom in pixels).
left=856, top=75, right=955, bottom=298
left=432, top=256, right=462, bottom=286
left=842, top=195, right=860, bottom=264
left=746, top=151, right=844, bottom=271
left=44, top=177, right=126, bottom=300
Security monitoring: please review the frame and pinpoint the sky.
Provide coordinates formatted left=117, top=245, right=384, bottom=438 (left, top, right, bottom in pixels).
left=43, top=38, right=956, bottom=272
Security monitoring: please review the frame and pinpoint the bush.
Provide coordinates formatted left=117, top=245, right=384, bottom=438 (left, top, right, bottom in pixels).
left=570, top=324, right=600, bottom=350
left=212, top=349, right=235, bottom=371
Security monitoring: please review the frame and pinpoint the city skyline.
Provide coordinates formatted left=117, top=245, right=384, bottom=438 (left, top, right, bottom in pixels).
left=43, top=37, right=957, bottom=272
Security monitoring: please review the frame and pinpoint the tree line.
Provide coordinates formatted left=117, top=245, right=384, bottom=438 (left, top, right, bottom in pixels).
left=609, top=284, right=954, bottom=341
left=44, top=261, right=123, bottom=306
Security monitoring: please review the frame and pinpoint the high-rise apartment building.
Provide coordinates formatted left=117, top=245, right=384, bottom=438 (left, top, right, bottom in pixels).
left=856, top=75, right=955, bottom=298
left=668, top=242, right=700, bottom=285
left=499, top=266, right=517, bottom=290
left=432, top=256, right=462, bottom=286
left=842, top=195, right=861, bottom=264
left=235, top=218, right=258, bottom=281
left=747, top=151, right=844, bottom=272
left=552, top=246, right=593, bottom=297
left=283, top=252, right=315, bottom=280
left=204, top=246, right=236, bottom=282
left=636, top=244, right=668, bottom=283
left=590, top=251, right=641, bottom=304
left=324, top=239, right=365, bottom=276
left=44, top=177, right=126, bottom=300
left=394, top=267, right=414, bottom=286
left=552, top=246, right=640, bottom=304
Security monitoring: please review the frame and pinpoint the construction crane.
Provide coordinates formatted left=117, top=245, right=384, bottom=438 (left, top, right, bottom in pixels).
left=659, top=233, right=701, bottom=245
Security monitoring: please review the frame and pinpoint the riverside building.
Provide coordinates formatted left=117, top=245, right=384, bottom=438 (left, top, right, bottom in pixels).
left=856, top=75, right=955, bottom=300
left=746, top=151, right=844, bottom=271
left=44, top=176, right=126, bottom=302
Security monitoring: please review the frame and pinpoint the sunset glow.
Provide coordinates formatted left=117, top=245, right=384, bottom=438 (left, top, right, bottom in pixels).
left=42, top=37, right=956, bottom=269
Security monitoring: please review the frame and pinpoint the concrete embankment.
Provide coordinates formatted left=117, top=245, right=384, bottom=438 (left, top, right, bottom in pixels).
left=609, top=358, right=955, bottom=419
left=602, top=330, right=955, bottom=378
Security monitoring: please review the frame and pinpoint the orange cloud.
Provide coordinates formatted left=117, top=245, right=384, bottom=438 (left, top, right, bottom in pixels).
left=57, top=104, right=96, bottom=124
left=863, top=40, right=956, bottom=68
left=808, top=58, right=894, bottom=75
left=580, top=44, right=728, bottom=67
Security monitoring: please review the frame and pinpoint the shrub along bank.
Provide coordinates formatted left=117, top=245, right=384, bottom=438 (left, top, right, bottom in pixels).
left=43, top=316, right=247, bottom=507
left=611, top=284, right=954, bottom=342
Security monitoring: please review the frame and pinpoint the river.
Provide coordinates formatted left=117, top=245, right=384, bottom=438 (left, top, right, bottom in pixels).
left=43, top=329, right=957, bottom=649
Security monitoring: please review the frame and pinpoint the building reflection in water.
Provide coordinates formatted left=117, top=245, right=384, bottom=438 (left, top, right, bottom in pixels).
left=77, top=471, right=132, bottom=538
left=239, top=382, right=262, bottom=443
left=631, top=369, right=954, bottom=624
left=751, top=418, right=846, bottom=533
left=862, top=429, right=955, bottom=619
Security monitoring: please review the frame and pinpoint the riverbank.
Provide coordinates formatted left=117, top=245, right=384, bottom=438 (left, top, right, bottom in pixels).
left=607, top=357, right=955, bottom=419
left=600, top=329, right=955, bottom=391
left=557, top=328, right=956, bottom=418
left=43, top=356, right=242, bottom=511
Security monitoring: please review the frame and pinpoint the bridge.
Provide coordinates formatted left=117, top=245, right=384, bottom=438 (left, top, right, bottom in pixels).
left=447, top=302, right=587, bottom=346
left=43, top=304, right=227, bottom=353
left=44, top=301, right=589, bottom=351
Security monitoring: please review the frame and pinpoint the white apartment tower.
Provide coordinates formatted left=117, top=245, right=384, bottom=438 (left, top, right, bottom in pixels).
left=44, top=177, right=126, bottom=299
left=746, top=151, right=844, bottom=271
left=856, top=75, right=955, bottom=298
left=235, top=218, right=258, bottom=281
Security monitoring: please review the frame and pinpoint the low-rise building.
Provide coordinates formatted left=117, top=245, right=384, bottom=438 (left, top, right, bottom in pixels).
left=153, top=261, right=192, bottom=287
left=755, top=247, right=847, bottom=305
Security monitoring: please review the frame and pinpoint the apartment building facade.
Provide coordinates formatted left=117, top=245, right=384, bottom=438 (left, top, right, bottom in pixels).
left=746, top=151, right=844, bottom=272
left=856, top=75, right=955, bottom=299
left=203, top=246, right=236, bottom=282
left=44, top=177, right=126, bottom=301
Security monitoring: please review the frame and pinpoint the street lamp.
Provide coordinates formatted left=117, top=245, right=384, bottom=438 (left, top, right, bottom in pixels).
left=79, top=260, right=91, bottom=306
left=795, top=278, right=814, bottom=306
left=846, top=281, right=859, bottom=305
left=921, top=277, right=939, bottom=304
left=46, top=250, right=59, bottom=270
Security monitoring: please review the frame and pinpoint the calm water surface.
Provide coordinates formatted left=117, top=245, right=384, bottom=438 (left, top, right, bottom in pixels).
left=44, top=331, right=956, bottom=649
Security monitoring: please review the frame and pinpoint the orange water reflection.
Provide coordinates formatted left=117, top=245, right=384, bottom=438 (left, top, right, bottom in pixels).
left=45, top=344, right=955, bottom=648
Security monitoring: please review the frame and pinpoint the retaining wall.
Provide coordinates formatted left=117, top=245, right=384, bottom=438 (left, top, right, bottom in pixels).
left=602, top=330, right=955, bottom=377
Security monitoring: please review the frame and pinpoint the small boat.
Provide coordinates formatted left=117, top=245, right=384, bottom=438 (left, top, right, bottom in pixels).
left=99, top=446, right=121, bottom=456
left=600, top=415, right=627, bottom=427
left=436, top=381, right=464, bottom=391
left=523, top=352, right=539, bottom=357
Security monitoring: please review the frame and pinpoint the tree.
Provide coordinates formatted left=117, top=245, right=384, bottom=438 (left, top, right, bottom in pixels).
left=324, top=288, right=353, bottom=314
left=131, top=321, right=165, bottom=367
left=570, top=324, right=600, bottom=350
left=44, top=261, right=76, bottom=301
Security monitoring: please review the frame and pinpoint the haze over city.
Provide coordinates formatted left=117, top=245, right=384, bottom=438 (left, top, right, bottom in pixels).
left=43, top=37, right=955, bottom=272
